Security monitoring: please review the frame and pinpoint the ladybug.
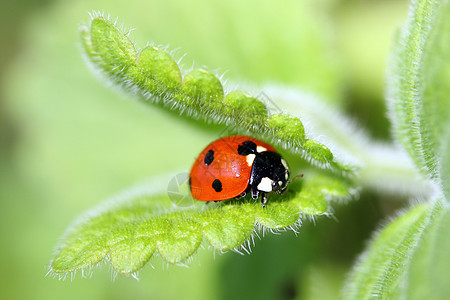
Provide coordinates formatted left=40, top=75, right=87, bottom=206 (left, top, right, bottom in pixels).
left=189, top=135, right=290, bottom=207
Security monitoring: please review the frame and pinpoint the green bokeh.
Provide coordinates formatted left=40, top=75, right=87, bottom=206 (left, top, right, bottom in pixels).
left=0, top=0, right=408, bottom=299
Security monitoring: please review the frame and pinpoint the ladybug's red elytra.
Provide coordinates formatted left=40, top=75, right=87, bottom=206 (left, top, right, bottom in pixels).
left=189, top=135, right=290, bottom=207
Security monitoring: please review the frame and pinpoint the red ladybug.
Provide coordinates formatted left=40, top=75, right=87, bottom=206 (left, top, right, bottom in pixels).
left=189, top=135, right=290, bottom=206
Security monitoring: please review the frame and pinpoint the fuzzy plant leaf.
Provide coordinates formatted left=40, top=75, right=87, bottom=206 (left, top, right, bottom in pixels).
left=79, top=12, right=354, bottom=176
left=342, top=1, right=450, bottom=298
left=442, top=126, right=450, bottom=201
left=343, top=200, right=450, bottom=299
left=49, top=172, right=353, bottom=277
left=387, top=0, right=450, bottom=182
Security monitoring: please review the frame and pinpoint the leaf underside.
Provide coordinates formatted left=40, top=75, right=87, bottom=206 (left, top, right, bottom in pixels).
left=50, top=173, right=353, bottom=276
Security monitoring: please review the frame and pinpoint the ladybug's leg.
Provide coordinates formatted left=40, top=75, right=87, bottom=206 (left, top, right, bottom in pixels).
left=235, top=191, right=246, bottom=199
left=233, top=193, right=243, bottom=200
left=251, top=188, right=259, bottom=199
left=278, top=185, right=288, bottom=195
left=239, top=189, right=249, bottom=198
left=261, top=193, right=268, bottom=207
left=250, top=186, right=267, bottom=207
left=235, top=186, right=250, bottom=199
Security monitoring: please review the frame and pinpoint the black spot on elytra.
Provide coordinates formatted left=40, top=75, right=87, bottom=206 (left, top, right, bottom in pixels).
left=204, top=149, right=214, bottom=165
left=238, top=141, right=257, bottom=156
left=212, top=179, right=223, bottom=192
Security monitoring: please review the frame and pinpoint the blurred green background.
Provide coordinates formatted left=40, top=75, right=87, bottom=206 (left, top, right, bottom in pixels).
left=0, top=0, right=408, bottom=299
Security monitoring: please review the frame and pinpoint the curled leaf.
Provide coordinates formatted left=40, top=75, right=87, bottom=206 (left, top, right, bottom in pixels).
left=266, top=113, right=305, bottom=144
left=182, top=69, right=224, bottom=107
left=137, top=46, right=182, bottom=93
left=80, top=12, right=354, bottom=177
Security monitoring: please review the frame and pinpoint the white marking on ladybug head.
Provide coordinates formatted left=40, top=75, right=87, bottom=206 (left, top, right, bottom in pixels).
left=278, top=181, right=283, bottom=186
left=285, top=172, right=289, bottom=180
left=281, top=158, right=289, bottom=170
left=257, top=177, right=274, bottom=192
left=246, top=154, right=256, bottom=166
left=256, top=146, right=267, bottom=153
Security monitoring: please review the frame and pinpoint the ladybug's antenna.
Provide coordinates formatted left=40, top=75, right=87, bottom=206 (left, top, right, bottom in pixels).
left=287, top=174, right=304, bottom=184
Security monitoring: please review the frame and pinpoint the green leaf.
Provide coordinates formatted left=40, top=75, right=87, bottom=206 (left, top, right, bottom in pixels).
left=137, top=46, right=182, bottom=93
left=387, top=0, right=450, bottom=181
left=49, top=172, right=354, bottom=277
left=90, top=17, right=136, bottom=73
left=419, top=0, right=450, bottom=182
left=343, top=200, right=450, bottom=299
left=405, top=202, right=450, bottom=299
left=442, top=123, right=450, bottom=201
left=342, top=1, right=450, bottom=297
left=80, top=12, right=354, bottom=177
left=422, top=0, right=450, bottom=200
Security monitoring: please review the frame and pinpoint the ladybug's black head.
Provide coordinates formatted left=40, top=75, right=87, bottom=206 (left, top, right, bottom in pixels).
left=250, top=151, right=290, bottom=194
